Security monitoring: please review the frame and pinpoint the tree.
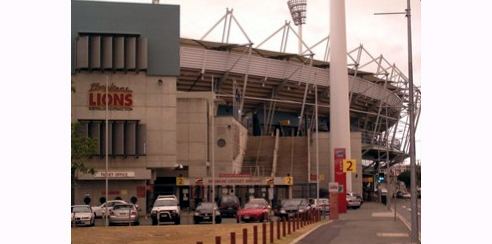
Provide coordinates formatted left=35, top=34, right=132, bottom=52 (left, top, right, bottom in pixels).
left=71, top=81, right=98, bottom=204
left=397, top=168, right=421, bottom=189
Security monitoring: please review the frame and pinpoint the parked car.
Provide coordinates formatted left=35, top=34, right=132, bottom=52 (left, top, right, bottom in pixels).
left=346, top=193, right=362, bottom=209
left=108, top=203, right=140, bottom=226
left=151, top=195, right=181, bottom=225
left=393, top=190, right=404, bottom=199
left=401, top=192, right=411, bottom=199
left=217, top=195, right=240, bottom=217
left=237, top=202, right=269, bottom=223
left=347, top=192, right=363, bottom=205
left=310, top=198, right=330, bottom=213
left=278, top=198, right=310, bottom=220
left=91, top=200, right=127, bottom=218
left=193, top=202, right=221, bottom=224
left=246, top=198, right=272, bottom=218
left=71, top=205, right=95, bottom=227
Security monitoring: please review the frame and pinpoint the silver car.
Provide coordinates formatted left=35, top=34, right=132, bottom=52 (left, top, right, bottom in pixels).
left=108, top=203, right=140, bottom=226
left=71, top=205, right=95, bottom=227
left=346, top=193, right=362, bottom=209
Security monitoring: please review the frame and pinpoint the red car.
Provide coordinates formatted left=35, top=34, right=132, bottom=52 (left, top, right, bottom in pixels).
left=236, top=203, right=269, bottom=223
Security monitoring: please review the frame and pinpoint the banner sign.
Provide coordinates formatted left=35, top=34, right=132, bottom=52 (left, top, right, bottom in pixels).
left=88, top=83, right=133, bottom=111
left=176, top=177, right=293, bottom=186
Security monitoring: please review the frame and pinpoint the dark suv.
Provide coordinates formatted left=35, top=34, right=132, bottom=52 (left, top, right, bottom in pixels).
left=217, top=195, right=240, bottom=217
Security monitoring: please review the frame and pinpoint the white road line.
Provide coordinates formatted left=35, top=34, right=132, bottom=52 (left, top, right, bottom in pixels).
left=376, top=233, right=409, bottom=237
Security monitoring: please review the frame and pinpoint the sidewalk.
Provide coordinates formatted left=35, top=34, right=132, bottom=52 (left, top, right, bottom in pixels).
left=292, top=201, right=419, bottom=244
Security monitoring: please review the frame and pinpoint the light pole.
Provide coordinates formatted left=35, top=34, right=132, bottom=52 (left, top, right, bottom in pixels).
left=375, top=0, right=419, bottom=242
left=105, top=75, right=109, bottom=227
left=287, top=0, right=307, bottom=55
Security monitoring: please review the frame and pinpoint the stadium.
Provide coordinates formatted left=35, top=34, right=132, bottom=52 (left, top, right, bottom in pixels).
left=71, top=0, right=421, bottom=213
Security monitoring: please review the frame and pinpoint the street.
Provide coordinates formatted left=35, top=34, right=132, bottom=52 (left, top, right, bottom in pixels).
left=391, top=198, right=421, bottom=238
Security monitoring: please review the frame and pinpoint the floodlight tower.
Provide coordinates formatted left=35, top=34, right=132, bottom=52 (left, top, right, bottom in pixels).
left=287, top=0, right=307, bottom=55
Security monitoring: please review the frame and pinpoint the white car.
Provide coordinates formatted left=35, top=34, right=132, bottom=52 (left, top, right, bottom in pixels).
left=311, top=198, right=330, bottom=212
left=346, top=194, right=362, bottom=209
left=91, top=200, right=127, bottom=218
left=151, top=196, right=180, bottom=225
left=71, top=205, right=95, bottom=227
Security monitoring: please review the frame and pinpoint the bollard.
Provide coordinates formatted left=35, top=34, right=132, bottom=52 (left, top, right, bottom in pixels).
left=231, top=232, right=236, bottom=244
left=253, top=226, right=258, bottom=244
left=300, top=212, right=304, bottom=228
left=282, top=217, right=286, bottom=237
left=262, top=223, right=266, bottom=244
left=197, top=242, right=203, bottom=244
left=243, top=228, right=248, bottom=244
left=277, top=218, right=281, bottom=240
left=296, top=213, right=299, bottom=230
left=287, top=216, right=291, bottom=235
left=292, top=215, right=295, bottom=232
left=270, top=220, right=274, bottom=244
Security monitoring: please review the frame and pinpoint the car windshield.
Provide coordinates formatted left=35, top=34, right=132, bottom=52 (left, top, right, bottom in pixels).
left=197, top=202, right=215, bottom=210
left=221, top=196, right=238, bottom=202
left=283, top=199, right=303, bottom=207
left=154, top=199, right=176, bottom=207
left=113, top=204, right=133, bottom=210
left=244, top=203, right=262, bottom=209
left=249, top=199, right=267, bottom=204
left=72, top=206, right=91, bottom=213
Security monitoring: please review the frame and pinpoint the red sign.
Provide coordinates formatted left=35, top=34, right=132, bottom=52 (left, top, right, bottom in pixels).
left=88, top=83, right=133, bottom=111
left=137, top=186, right=146, bottom=198
left=334, top=148, right=347, bottom=213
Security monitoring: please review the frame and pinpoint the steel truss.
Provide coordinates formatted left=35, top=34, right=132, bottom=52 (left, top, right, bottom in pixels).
left=183, top=8, right=421, bottom=169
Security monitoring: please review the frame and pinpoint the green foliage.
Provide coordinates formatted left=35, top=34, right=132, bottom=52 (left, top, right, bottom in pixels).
left=71, top=122, right=98, bottom=187
left=397, top=168, right=421, bottom=189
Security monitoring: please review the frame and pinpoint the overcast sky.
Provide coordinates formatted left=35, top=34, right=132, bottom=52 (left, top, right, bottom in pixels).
left=103, top=0, right=421, bottom=88
left=96, top=0, right=422, bottom=162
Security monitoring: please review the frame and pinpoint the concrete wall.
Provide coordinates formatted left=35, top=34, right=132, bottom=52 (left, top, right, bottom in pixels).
left=71, top=1, right=180, bottom=76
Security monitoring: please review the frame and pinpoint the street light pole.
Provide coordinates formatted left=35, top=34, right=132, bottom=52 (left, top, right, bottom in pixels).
left=405, top=0, right=419, bottom=241
left=105, top=75, right=109, bottom=227
left=375, top=1, right=419, bottom=241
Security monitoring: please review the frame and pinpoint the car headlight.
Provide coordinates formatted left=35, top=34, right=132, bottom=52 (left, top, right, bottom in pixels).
left=194, top=212, right=200, bottom=216
left=299, top=209, right=305, bottom=213
left=280, top=210, right=286, bottom=214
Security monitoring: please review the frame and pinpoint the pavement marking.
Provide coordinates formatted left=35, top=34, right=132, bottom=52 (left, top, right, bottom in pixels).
left=376, top=233, right=409, bottom=237
left=372, top=212, right=395, bottom=217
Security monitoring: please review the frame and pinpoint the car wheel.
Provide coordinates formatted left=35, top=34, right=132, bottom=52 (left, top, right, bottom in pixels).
left=236, top=218, right=240, bottom=223
left=174, top=218, right=181, bottom=225
left=216, top=218, right=222, bottom=224
left=151, top=218, right=157, bottom=226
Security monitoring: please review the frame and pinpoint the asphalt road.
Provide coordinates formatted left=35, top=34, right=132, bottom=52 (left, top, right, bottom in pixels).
left=391, top=197, right=421, bottom=234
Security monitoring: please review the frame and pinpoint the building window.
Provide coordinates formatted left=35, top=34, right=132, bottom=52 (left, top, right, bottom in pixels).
left=75, top=33, right=147, bottom=72
left=77, top=120, right=146, bottom=158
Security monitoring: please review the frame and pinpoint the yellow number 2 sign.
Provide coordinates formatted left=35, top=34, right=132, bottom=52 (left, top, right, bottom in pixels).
left=284, top=176, right=293, bottom=185
left=343, top=159, right=357, bottom=172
